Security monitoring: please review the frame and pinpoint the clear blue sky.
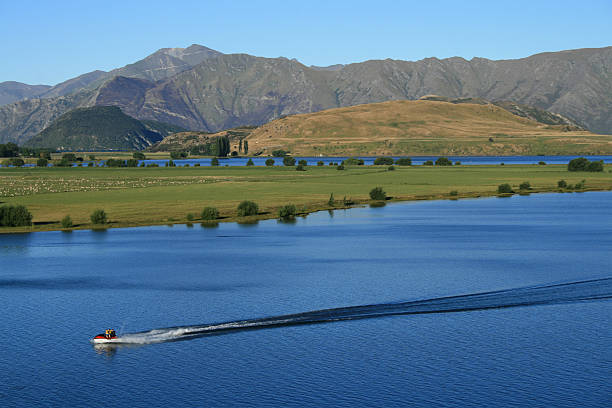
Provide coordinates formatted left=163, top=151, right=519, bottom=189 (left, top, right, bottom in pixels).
left=1, top=0, right=610, bottom=85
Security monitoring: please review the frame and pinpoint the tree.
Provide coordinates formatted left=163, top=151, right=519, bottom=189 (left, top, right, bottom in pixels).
left=62, top=153, right=77, bottom=162
left=126, top=159, right=139, bottom=167
left=395, top=158, right=412, bottom=166
left=61, top=215, right=73, bottom=228
left=317, top=161, right=324, bottom=166
left=283, top=156, right=296, bottom=166
left=369, top=186, right=386, bottom=200
left=298, top=159, right=307, bottom=166
left=344, top=157, right=364, bottom=166
left=3, top=157, right=24, bottom=167
left=336, top=164, right=345, bottom=170
left=211, top=157, right=219, bottom=166
left=435, top=157, right=452, bottom=166
left=519, top=181, right=531, bottom=190
left=328, top=193, right=335, bottom=206
left=296, top=164, right=306, bottom=171
left=246, top=158, right=254, bottom=166
left=90, top=209, right=108, bottom=224
left=265, top=158, right=275, bottom=166
left=278, top=204, right=297, bottom=219
left=374, top=157, right=394, bottom=165
left=272, top=150, right=287, bottom=157
left=558, top=180, right=567, bottom=188
left=89, top=155, right=96, bottom=161
left=201, top=207, right=219, bottom=220
left=586, top=160, right=604, bottom=172
left=239, top=139, right=243, bottom=153
left=237, top=201, right=258, bottom=216
left=105, top=158, right=125, bottom=167
left=243, top=140, right=248, bottom=155
left=170, top=151, right=187, bottom=160
left=423, top=160, right=434, bottom=166
left=497, top=183, right=513, bottom=194
left=568, top=157, right=590, bottom=171
left=36, top=158, right=48, bottom=167
left=388, top=165, right=395, bottom=171
left=0, top=205, right=33, bottom=227
left=0, top=142, right=20, bottom=157
left=133, top=152, right=146, bottom=160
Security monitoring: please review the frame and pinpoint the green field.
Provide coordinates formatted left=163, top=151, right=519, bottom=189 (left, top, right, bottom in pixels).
left=1, top=164, right=611, bottom=233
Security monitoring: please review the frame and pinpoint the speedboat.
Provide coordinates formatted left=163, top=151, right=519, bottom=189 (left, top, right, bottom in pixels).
left=91, top=329, right=121, bottom=344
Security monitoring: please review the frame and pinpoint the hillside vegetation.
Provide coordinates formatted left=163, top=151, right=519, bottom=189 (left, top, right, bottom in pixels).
left=241, top=100, right=612, bottom=156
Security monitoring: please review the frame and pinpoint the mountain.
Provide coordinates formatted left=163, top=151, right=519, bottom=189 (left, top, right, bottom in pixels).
left=0, top=46, right=610, bottom=146
left=239, top=100, right=611, bottom=156
left=24, top=106, right=185, bottom=150
left=0, top=81, right=51, bottom=105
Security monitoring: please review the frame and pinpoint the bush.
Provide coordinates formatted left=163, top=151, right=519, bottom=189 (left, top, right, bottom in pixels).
left=369, top=186, right=386, bottom=200
left=298, top=159, right=307, bottom=166
left=62, top=153, right=77, bottom=162
left=36, top=158, right=48, bottom=167
left=574, top=180, right=586, bottom=189
left=435, top=157, right=453, bottom=166
left=54, top=158, right=72, bottom=167
left=105, top=158, right=125, bottom=167
left=170, top=151, right=188, bottom=160
left=133, top=152, right=146, bottom=160
left=296, top=164, right=306, bottom=171
left=87, top=162, right=94, bottom=167
left=272, top=150, right=288, bottom=157
left=558, top=180, right=567, bottom=188
left=337, top=164, right=345, bottom=170
left=90, top=209, right=107, bottom=225
left=328, top=193, right=335, bottom=206
left=265, top=158, right=275, bottom=166
left=586, top=161, right=604, bottom=172
left=388, top=165, right=395, bottom=171
left=449, top=190, right=458, bottom=196
left=246, top=158, right=254, bottom=166
left=283, top=156, right=296, bottom=166
left=519, top=181, right=531, bottom=190
left=328, top=162, right=335, bottom=166
left=146, top=163, right=159, bottom=167
left=211, top=157, right=219, bottom=166
left=455, top=161, right=461, bottom=166
left=423, top=160, right=434, bottom=166
left=61, top=215, right=73, bottom=228
left=568, top=157, right=589, bottom=171
left=194, top=163, right=200, bottom=167
left=237, top=201, right=258, bottom=216
left=497, top=183, right=513, bottom=194
left=0, top=205, right=33, bottom=227
left=395, top=157, right=412, bottom=166
left=374, top=157, right=394, bottom=165
left=538, top=161, right=546, bottom=165
left=317, top=161, right=324, bottom=166
left=3, top=157, right=24, bottom=167
left=201, top=207, right=219, bottom=220
left=186, top=213, right=195, bottom=221
left=500, top=162, right=505, bottom=166
left=126, top=159, right=139, bottom=167
left=278, top=204, right=297, bottom=219
left=344, top=157, right=364, bottom=166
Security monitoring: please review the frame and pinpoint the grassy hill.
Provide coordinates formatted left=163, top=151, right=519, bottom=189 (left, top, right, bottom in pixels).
left=25, top=106, right=185, bottom=150
left=241, top=100, right=612, bottom=156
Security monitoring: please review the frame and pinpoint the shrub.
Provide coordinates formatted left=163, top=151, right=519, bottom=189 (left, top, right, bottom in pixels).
left=423, top=160, right=433, bottom=166
left=336, top=164, right=345, bottom=170
left=62, top=153, right=77, bottom=162
left=139, top=161, right=146, bottom=167
left=574, top=180, right=586, bottom=189
left=497, top=183, right=513, bottom=194
left=344, top=157, right=364, bottom=166
left=186, top=213, right=195, bottom=221
left=105, top=158, right=125, bottom=167
left=231, top=151, right=238, bottom=157
left=54, top=158, right=72, bottom=167
left=237, top=200, right=258, bottom=216
left=538, top=161, right=546, bottom=165
left=211, top=157, right=219, bottom=166
left=296, top=164, right=306, bottom=171
left=586, top=161, right=604, bottom=172
left=435, top=157, right=453, bottom=166
left=194, top=163, right=200, bottom=167
left=36, top=158, right=48, bottom=167
left=374, top=157, right=394, bottom=165
left=87, top=162, right=94, bottom=167
left=369, top=186, right=386, bottom=200
left=328, top=193, right=335, bottom=206
left=317, top=161, right=324, bottom=166
left=449, top=190, right=458, bottom=196
left=388, top=165, right=395, bottom=171
left=90, top=209, right=107, bottom=225
left=519, top=181, right=531, bottom=190
left=246, top=158, right=254, bottom=166
left=298, top=159, right=307, bottom=166
left=278, top=204, right=297, bottom=219
left=568, top=157, right=589, bottom=171
left=343, top=196, right=354, bottom=205
left=395, top=157, right=412, bottom=166
left=61, top=215, right=73, bottom=228
left=201, top=207, right=219, bottom=220
left=272, top=150, right=288, bottom=157
left=3, top=157, right=24, bottom=167
left=183, top=163, right=190, bottom=168
left=170, top=151, right=188, bottom=159
left=126, top=159, right=139, bottom=167
left=0, top=205, right=33, bottom=227
left=328, top=162, right=335, bottom=166
left=455, top=161, right=461, bottom=166
left=133, top=152, right=146, bottom=160
left=283, top=156, right=296, bottom=166
left=146, top=163, right=159, bottom=167
left=265, top=158, right=275, bottom=166
left=558, top=180, right=567, bottom=188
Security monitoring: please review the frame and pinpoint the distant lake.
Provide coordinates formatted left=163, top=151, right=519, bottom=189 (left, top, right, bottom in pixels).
left=1, top=192, right=611, bottom=407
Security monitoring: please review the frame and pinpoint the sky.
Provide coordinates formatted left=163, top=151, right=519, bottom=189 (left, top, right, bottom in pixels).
left=1, top=0, right=610, bottom=85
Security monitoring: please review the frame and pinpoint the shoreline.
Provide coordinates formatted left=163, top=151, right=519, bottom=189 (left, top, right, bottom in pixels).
left=2, top=186, right=611, bottom=235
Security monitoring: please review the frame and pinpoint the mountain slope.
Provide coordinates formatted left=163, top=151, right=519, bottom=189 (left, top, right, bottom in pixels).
left=0, top=81, right=51, bottom=105
left=242, top=100, right=612, bottom=156
left=24, top=106, right=185, bottom=150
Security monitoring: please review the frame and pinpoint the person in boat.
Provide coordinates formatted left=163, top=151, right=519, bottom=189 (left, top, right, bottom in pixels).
left=105, top=329, right=116, bottom=339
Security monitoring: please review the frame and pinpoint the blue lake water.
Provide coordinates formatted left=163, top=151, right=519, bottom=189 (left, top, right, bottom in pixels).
left=1, top=192, right=611, bottom=407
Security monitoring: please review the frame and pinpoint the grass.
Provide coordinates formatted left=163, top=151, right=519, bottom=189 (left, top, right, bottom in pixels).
left=0, top=164, right=611, bottom=233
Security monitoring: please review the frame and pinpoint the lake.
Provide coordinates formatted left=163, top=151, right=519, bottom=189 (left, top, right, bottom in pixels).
left=1, top=192, right=610, bottom=407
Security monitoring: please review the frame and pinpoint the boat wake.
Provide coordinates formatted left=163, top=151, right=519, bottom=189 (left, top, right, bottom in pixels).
left=95, top=277, right=612, bottom=347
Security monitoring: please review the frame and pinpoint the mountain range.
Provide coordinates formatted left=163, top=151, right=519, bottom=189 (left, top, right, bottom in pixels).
left=0, top=44, right=610, bottom=146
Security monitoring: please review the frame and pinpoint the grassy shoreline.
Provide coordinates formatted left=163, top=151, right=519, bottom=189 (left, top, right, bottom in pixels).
left=1, top=164, right=610, bottom=234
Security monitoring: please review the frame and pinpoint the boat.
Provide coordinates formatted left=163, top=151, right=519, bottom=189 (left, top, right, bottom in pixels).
left=91, top=329, right=121, bottom=344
